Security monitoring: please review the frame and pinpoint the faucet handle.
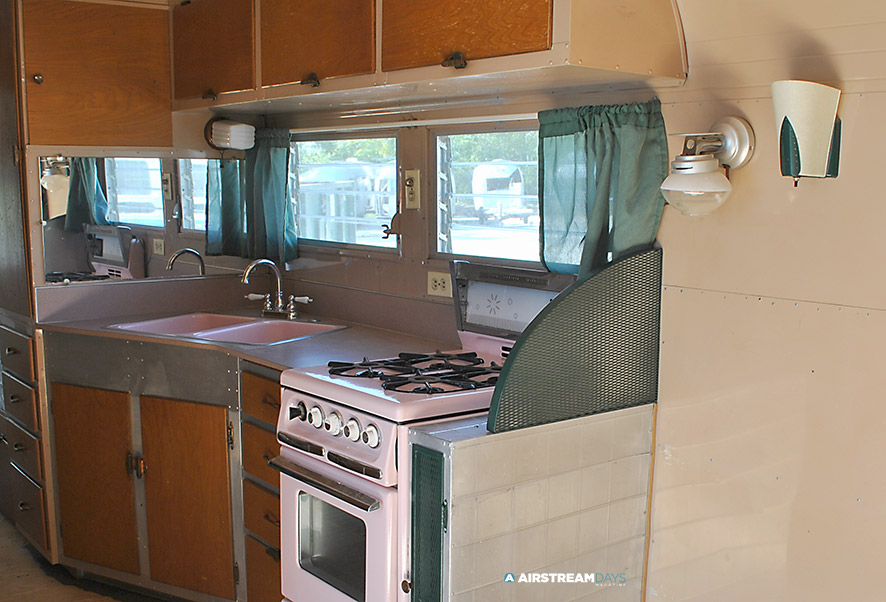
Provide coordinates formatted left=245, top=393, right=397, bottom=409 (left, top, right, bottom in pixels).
left=245, top=293, right=266, bottom=301
left=292, top=296, right=313, bottom=304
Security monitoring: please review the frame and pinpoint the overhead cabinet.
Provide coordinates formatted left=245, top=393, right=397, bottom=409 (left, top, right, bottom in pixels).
left=172, top=0, right=687, bottom=113
left=382, top=0, right=552, bottom=71
left=172, top=0, right=255, bottom=100
left=20, top=0, right=172, bottom=147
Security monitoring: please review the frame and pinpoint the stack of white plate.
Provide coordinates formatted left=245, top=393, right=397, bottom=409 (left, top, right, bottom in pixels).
left=211, top=120, right=256, bottom=150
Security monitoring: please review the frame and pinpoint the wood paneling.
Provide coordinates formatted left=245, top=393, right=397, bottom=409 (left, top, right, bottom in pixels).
left=140, top=396, right=235, bottom=600
left=52, top=384, right=139, bottom=575
left=243, top=479, right=280, bottom=547
left=245, top=535, right=281, bottom=602
left=172, top=0, right=254, bottom=99
left=21, top=0, right=172, bottom=147
left=242, top=422, right=279, bottom=489
left=240, top=370, right=281, bottom=425
left=382, top=0, right=552, bottom=71
left=0, top=0, right=31, bottom=318
left=261, top=0, right=374, bottom=87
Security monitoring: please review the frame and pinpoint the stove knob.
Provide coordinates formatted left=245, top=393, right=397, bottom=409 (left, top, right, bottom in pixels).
left=362, top=424, right=381, bottom=448
left=343, top=419, right=361, bottom=442
left=307, top=406, right=324, bottom=428
left=325, top=412, right=343, bottom=436
left=289, top=401, right=307, bottom=421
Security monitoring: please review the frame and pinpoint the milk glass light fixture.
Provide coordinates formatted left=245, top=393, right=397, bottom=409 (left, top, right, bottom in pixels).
left=660, top=116, right=755, bottom=216
left=204, top=117, right=256, bottom=150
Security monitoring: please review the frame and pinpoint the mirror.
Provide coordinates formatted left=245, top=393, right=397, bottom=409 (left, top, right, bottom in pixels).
left=36, top=153, right=246, bottom=284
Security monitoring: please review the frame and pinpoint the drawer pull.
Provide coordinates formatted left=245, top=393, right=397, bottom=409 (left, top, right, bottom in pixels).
left=0, top=434, right=7, bottom=444
left=264, top=545, right=281, bottom=562
left=263, top=512, right=280, bottom=527
left=13, top=443, right=26, bottom=452
left=261, top=395, right=281, bottom=410
left=18, top=502, right=31, bottom=511
left=5, top=346, right=18, bottom=356
left=8, top=394, right=23, bottom=403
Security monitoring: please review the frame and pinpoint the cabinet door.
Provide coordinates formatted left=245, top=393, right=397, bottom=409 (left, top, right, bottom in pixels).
left=52, top=384, right=140, bottom=574
left=21, top=0, right=172, bottom=147
left=261, top=0, right=375, bottom=87
left=140, top=396, right=235, bottom=600
left=0, top=0, right=31, bottom=318
left=172, top=0, right=254, bottom=100
left=382, top=0, right=553, bottom=72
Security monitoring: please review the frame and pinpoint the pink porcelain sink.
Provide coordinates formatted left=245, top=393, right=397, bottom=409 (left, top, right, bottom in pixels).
left=193, top=320, right=344, bottom=345
left=111, top=313, right=257, bottom=335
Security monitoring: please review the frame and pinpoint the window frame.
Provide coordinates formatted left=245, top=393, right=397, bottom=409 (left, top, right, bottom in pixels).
left=428, top=120, right=543, bottom=269
left=289, top=129, right=402, bottom=255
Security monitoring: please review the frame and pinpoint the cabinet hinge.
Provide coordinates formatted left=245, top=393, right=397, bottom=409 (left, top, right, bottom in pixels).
left=233, top=561, right=239, bottom=586
left=227, top=422, right=235, bottom=450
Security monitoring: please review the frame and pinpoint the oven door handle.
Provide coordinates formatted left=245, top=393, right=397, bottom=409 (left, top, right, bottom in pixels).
left=269, top=455, right=380, bottom=512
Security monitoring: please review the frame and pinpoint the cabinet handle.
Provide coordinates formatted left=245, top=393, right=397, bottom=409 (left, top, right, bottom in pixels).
left=9, top=395, right=22, bottom=403
left=264, top=546, right=281, bottom=563
left=13, top=443, right=26, bottom=452
left=202, top=88, right=218, bottom=101
left=0, top=434, right=8, bottom=444
left=300, top=73, right=320, bottom=88
left=31, top=74, right=43, bottom=84
left=263, top=512, right=280, bottom=527
left=442, top=52, right=468, bottom=69
left=4, top=346, right=17, bottom=355
left=261, top=395, right=281, bottom=410
left=18, top=502, right=31, bottom=512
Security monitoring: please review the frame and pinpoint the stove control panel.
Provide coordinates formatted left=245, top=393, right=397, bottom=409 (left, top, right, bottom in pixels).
left=279, top=388, right=398, bottom=486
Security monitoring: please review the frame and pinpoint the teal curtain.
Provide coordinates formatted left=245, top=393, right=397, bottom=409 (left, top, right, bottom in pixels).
left=65, top=157, right=110, bottom=232
left=538, top=99, right=668, bottom=275
left=206, top=159, right=246, bottom=256
left=245, top=129, right=298, bottom=263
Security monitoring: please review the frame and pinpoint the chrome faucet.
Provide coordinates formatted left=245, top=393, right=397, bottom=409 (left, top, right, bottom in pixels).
left=241, top=259, right=312, bottom=319
left=166, top=248, right=205, bottom=276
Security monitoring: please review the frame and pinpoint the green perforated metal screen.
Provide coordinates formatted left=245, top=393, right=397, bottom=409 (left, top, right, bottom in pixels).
left=487, top=247, right=662, bottom=433
left=410, top=445, right=445, bottom=601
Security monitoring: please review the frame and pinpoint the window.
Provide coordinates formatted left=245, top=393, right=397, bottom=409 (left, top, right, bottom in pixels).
left=104, top=158, right=164, bottom=228
left=436, top=130, right=539, bottom=262
left=177, top=158, right=211, bottom=231
left=290, top=137, right=397, bottom=248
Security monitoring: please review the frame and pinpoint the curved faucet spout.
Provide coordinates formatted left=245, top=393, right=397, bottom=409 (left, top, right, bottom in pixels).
left=166, top=248, right=205, bottom=276
left=241, top=258, right=284, bottom=310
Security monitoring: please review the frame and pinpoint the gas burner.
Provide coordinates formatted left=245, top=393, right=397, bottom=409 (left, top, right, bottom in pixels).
left=397, top=351, right=484, bottom=371
left=328, top=358, right=416, bottom=378
left=381, top=363, right=502, bottom=395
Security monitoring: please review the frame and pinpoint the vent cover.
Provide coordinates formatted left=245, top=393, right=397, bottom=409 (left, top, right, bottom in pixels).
left=411, top=445, right=445, bottom=601
left=487, top=247, right=662, bottom=433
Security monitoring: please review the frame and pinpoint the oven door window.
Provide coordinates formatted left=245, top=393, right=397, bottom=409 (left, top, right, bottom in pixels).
left=298, top=492, right=367, bottom=602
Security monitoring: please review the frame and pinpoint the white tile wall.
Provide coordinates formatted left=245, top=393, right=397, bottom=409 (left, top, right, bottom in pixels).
left=447, top=404, right=655, bottom=601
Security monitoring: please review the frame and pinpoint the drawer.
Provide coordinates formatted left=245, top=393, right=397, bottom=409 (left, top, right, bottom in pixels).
left=245, top=535, right=281, bottom=602
left=240, top=371, right=281, bottom=425
left=0, top=418, right=13, bottom=521
left=242, top=422, right=279, bottom=489
left=2, top=372, right=38, bottom=432
left=243, top=479, right=280, bottom=547
left=10, top=463, right=46, bottom=550
left=0, top=327, right=33, bottom=382
left=6, top=416, right=42, bottom=481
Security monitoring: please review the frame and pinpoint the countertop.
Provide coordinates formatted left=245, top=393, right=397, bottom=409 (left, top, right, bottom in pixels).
left=39, top=308, right=458, bottom=373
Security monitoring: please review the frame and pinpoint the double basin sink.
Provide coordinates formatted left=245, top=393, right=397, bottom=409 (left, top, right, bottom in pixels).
left=110, top=312, right=343, bottom=345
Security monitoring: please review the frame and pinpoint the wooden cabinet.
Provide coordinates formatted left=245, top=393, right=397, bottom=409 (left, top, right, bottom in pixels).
left=20, top=0, right=172, bottom=146
left=172, top=0, right=254, bottom=100
left=245, top=535, right=282, bottom=602
left=260, top=0, right=375, bottom=87
left=51, top=383, right=236, bottom=598
left=141, top=395, right=235, bottom=599
left=52, top=384, right=140, bottom=574
left=382, top=0, right=552, bottom=72
left=0, top=416, right=14, bottom=521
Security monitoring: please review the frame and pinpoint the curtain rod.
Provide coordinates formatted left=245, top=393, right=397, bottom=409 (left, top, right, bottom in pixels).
left=288, top=113, right=539, bottom=136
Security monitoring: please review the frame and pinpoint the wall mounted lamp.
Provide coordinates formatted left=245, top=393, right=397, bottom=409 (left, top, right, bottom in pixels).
left=772, top=80, right=841, bottom=186
left=204, top=117, right=255, bottom=151
left=660, top=116, right=755, bottom=216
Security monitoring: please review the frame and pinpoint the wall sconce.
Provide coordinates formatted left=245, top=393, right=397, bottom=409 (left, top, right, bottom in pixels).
left=660, top=116, right=755, bottom=216
left=204, top=117, right=255, bottom=151
left=771, top=80, right=841, bottom=186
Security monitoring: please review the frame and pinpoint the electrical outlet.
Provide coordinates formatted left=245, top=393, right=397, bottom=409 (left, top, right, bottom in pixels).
left=427, top=271, right=451, bottom=297
left=153, top=238, right=165, bottom=255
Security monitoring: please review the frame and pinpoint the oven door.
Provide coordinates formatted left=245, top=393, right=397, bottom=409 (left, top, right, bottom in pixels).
left=271, top=450, right=397, bottom=602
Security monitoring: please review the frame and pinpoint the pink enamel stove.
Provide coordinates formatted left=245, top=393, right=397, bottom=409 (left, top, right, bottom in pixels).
left=273, top=263, right=573, bottom=602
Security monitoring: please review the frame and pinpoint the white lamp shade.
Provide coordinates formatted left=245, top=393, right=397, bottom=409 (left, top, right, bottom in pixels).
left=771, top=80, right=840, bottom=178
left=661, top=170, right=732, bottom=216
left=40, top=171, right=70, bottom=220
left=210, top=120, right=255, bottom=150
